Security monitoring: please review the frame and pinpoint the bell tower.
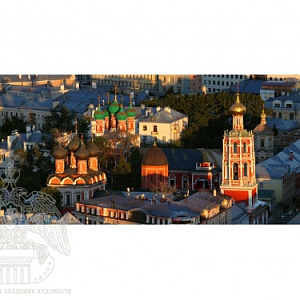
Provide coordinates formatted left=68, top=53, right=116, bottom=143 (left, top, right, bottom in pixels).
left=220, top=92, right=258, bottom=206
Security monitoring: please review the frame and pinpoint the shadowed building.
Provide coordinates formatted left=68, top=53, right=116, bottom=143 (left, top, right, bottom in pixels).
left=47, top=133, right=106, bottom=207
left=141, top=142, right=168, bottom=190
left=253, top=107, right=274, bottom=162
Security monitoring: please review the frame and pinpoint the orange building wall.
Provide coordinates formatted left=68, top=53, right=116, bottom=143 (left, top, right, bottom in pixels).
left=141, top=165, right=169, bottom=189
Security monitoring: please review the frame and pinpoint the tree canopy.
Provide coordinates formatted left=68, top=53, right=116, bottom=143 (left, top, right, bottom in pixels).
left=41, top=106, right=90, bottom=149
left=0, top=115, right=27, bottom=139
left=142, top=92, right=269, bottom=149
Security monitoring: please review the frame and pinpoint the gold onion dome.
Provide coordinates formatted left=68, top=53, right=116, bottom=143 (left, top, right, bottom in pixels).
left=86, top=140, right=100, bottom=157
left=75, top=140, right=89, bottom=160
left=53, top=143, right=68, bottom=159
left=229, top=93, right=246, bottom=115
left=67, top=134, right=81, bottom=152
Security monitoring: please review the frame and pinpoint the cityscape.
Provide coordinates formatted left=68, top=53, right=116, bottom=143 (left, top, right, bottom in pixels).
left=1, top=74, right=300, bottom=225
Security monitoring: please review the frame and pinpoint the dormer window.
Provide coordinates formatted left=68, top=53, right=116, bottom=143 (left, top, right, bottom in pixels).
left=285, top=101, right=293, bottom=108
left=273, top=100, right=281, bottom=108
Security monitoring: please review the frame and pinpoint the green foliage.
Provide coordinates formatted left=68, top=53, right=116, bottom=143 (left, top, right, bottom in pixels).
left=15, top=146, right=53, bottom=194
left=41, top=187, right=62, bottom=211
left=41, top=106, right=90, bottom=149
left=113, top=157, right=131, bottom=190
left=142, top=92, right=266, bottom=149
left=93, top=135, right=114, bottom=171
left=0, top=115, right=27, bottom=138
left=128, top=147, right=142, bottom=189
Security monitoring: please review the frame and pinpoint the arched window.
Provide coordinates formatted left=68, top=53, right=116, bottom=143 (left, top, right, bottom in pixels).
left=233, top=163, right=239, bottom=180
left=243, top=143, right=247, bottom=153
left=244, top=163, right=248, bottom=177
left=233, top=143, right=238, bottom=153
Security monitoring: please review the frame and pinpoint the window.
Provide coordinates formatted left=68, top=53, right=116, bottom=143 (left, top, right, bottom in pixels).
left=177, top=77, right=182, bottom=84
left=290, top=113, right=294, bottom=120
left=66, top=194, right=71, bottom=206
left=182, top=179, right=188, bottom=189
left=260, top=139, right=265, bottom=147
left=153, top=125, right=157, bottom=132
left=243, top=143, right=247, bottom=153
left=233, top=143, right=238, bottom=153
left=285, top=103, right=293, bottom=108
left=233, top=163, right=239, bottom=180
left=244, top=163, right=248, bottom=176
left=170, top=179, right=175, bottom=187
left=279, top=113, right=282, bottom=118
left=143, top=125, right=147, bottom=131
left=76, top=194, right=81, bottom=202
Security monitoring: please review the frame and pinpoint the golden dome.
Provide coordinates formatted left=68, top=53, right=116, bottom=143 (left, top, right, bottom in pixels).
left=229, top=93, right=246, bottom=115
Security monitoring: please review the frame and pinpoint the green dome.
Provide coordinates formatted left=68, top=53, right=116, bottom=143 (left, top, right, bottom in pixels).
left=116, top=104, right=127, bottom=120
left=108, top=97, right=120, bottom=114
left=126, top=103, right=136, bottom=118
left=104, top=108, right=109, bottom=117
left=94, top=106, right=105, bottom=120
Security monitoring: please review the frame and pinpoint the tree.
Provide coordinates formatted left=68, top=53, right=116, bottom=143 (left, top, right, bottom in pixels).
left=129, top=147, right=142, bottom=189
left=42, top=106, right=90, bottom=149
left=0, top=115, right=27, bottom=138
left=142, top=91, right=266, bottom=149
left=113, top=157, right=131, bottom=190
left=93, top=135, right=114, bottom=171
left=14, top=145, right=53, bottom=194
left=41, top=187, right=63, bottom=211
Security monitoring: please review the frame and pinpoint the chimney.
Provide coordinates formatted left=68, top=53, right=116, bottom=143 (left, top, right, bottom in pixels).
left=289, top=151, right=294, bottom=161
left=7, top=131, right=18, bottom=150
left=26, top=124, right=32, bottom=140
left=213, top=188, right=217, bottom=196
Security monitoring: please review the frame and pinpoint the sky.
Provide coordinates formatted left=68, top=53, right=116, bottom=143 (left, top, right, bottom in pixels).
left=1, top=1, right=300, bottom=299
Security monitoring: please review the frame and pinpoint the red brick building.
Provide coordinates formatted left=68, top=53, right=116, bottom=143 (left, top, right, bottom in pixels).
left=220, top=92, right=258, bottom=206
left=141, top=142, right=168, bottom=190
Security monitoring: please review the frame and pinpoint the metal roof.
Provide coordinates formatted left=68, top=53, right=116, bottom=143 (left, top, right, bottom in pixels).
left=0, top=94, right=52, bottom=111
left=162, top=148, right=203, bottom=171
